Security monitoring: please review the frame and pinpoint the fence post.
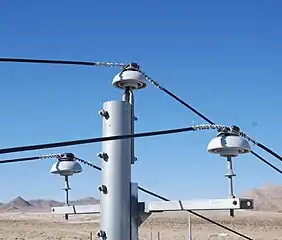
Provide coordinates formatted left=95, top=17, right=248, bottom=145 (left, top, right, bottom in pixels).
left=157, top=231, right=160, bottom=240
left=188, top=214, right=192, bottom=240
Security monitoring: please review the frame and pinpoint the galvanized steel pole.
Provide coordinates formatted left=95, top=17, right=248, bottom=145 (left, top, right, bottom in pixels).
left=99, top=100, right=132, bottom=240
left=97, top=63, right=147, bottom=240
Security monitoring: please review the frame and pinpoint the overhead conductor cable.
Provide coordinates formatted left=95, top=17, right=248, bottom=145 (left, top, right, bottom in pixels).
left=0, top=57, right=281, bottom=165
left=142, top=71, right=282, bottom=170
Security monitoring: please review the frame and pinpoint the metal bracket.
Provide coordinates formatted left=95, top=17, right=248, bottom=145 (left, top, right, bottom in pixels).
left=51, top=198, right=253, bottom=215
left=51, top=204, right=100, bottom=215
left=145, top=198, right=253, bottom=212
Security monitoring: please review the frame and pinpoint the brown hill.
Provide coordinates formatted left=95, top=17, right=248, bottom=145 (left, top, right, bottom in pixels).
left=2, top=183, right=282, bottom=213
left=240, top=183, right=282, bottom=212
left=70, top=197, right=100, bottom=205
left=0, top=196, right=99, bottom=212
left=28, top=199, right=64, bottom=208
left=6, top=196, right=32, bottom=208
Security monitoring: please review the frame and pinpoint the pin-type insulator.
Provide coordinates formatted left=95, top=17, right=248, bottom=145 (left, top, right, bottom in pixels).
left=97, top=152, right=109, bottom=161
left=50, top=155, right=82, bottom=176
left=207, top=133, right=251, bottom=157
left=98, top=109, right=110, bottom=119
left=112, top=65, right=147, bottom=90
left=98, top=185, right=108, bottom=194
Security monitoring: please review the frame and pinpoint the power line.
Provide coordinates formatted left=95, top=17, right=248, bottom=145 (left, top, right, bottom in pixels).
left=0, top=127, right=195, bottom=155
left=256, top=143, right=282, bottom=163
left=251, top=150, right=282, bottom=174
left=74, top=157, right=102, bottom=171
left=140, top=72, right=215, bottom=125
left=0, top=58, right=124, bottom=68
left=1, top=57, right=281, bottom=167
left=0, top=156, right=40, bottom=164
left=0, top=154, right=60, bottom=164
left=161, top=88, right=215, bottom=125
left=144, top=73, right=282, bottom=169
left=2, top=151, right=282, bottom=177
left=0, top=124, right=261, bottom=156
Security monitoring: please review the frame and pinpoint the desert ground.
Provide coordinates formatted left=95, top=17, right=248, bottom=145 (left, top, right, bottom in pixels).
left=0, top=210, right=282, bottom=240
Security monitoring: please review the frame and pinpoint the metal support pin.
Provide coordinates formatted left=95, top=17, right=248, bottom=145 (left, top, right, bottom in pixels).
left=63, top=175, right=71, bottom=220
left=122, top=87, right=135, bottom=239
left=225, top=156, right=236, bottom=217
left=122, top=87, right=136, bottom=165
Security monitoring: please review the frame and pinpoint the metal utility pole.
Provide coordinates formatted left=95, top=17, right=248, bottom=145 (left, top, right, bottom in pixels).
left=51, top=67, right=255, bottom=240
left=99, top=100, right=132, bottom=240
left=98, top=63, right=147, bottom=240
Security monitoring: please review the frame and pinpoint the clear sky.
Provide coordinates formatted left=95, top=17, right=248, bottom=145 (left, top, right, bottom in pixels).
left=0, top=0, right=282, bottom=203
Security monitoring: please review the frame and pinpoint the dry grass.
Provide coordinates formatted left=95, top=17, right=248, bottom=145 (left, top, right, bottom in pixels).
left=0, top=211, right=281, bottom=239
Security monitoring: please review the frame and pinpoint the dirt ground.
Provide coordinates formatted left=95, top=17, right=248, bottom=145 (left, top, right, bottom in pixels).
left=0, top=210, right=281, bottom=240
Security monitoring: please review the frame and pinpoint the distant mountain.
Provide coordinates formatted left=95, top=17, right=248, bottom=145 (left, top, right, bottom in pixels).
left=6, top=196, right=32, bottom=208
left=2, top=183, right=282, bottom=213
left=28, top=199, right=65, bottom=208
left=4, top=206, right=19, bottom=212
left=70, top=197, right=100, bottom=205
left=0, top=196, right=100, bottom=212
left=240, top=183, right=282, bottom=212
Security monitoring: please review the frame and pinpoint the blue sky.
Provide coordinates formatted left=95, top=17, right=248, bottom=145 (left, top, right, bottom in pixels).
left=0, top=0, right=282, bottom=203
